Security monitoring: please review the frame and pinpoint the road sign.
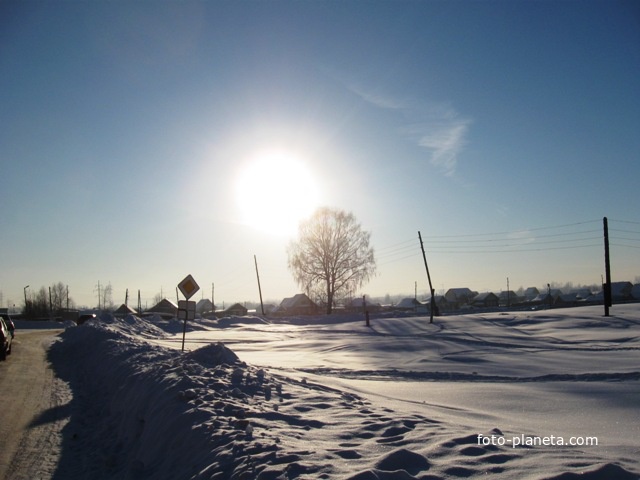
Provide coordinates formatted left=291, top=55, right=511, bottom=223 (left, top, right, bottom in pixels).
left=178, top=300, right=196, bottom=320
left=178, top=274, right=200, bottom=300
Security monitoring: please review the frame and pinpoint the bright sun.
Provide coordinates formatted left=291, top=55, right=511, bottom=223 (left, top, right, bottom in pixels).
left=235, top=151, right=320, bottom=236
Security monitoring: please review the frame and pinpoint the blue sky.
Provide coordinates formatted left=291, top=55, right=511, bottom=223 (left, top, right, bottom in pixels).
left=1, top=0, right=639, bottom=309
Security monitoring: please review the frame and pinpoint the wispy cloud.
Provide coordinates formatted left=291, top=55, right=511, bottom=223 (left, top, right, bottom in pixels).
left=508, top=229, right=536, bottom=244
left=346, top=83, right=408, bottom=111
left=413, top=117, right=471, bottom=176
left=347, top=82, right=471, bottom=176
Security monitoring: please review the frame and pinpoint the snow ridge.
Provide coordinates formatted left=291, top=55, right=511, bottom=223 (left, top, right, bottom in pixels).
left=46, top=312, right=640, bottom=479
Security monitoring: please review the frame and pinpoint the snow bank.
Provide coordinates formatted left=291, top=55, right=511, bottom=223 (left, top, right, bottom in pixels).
left=47, top=310, right=640, bottom=479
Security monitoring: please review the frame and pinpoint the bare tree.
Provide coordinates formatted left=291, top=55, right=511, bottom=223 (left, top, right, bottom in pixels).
left=102, top=282, right=114, bottom=311
left=287, top=207, right=376, bottom=314
left=50, top=282, right=69, bottom=313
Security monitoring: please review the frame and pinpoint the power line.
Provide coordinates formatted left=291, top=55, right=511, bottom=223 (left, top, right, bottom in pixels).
left=418, top=219, right=601, bottom=240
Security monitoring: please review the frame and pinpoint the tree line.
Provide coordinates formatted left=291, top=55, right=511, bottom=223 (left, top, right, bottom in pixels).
left=24, top=282, right=76, bottom=319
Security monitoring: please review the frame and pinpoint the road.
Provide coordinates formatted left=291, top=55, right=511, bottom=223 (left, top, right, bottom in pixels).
left=0, top=329, right=68, bottom=480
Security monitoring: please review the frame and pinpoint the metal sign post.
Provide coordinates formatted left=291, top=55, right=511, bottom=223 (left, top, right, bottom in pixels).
left=178, top=274, right=200, bottom=352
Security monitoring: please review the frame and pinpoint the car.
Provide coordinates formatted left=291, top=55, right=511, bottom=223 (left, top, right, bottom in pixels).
left=0, top=313, right=15, bottom=338
left=77, top=313, right=96, bottom=325
left=0, top=317, right=12, bottom=360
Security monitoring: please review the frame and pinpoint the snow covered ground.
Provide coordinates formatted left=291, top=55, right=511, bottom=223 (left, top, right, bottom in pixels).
left=47, top=304, right=640, bottom=479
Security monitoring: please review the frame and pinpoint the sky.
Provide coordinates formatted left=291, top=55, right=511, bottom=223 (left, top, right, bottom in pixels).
left=1, top=0, right=639, bottom=310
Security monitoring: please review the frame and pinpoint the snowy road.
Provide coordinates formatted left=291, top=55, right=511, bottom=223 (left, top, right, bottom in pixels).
left=0, top=328, right=68, bottom=480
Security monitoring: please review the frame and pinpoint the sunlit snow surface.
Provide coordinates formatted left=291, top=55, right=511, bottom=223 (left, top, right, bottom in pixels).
left=50, top=305, right=640, bottom=479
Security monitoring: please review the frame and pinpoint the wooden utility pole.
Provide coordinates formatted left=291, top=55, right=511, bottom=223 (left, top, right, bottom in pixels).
left=418, top=231, right=436, bottom=324
left=254, top=255, right=265, bottom=315
left=603, top=217, right=612, bottom=316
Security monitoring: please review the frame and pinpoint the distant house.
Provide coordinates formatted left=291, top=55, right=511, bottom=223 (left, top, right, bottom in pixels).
left=395, top=298, right=423, bottom=311
left=114, top=304, right=138, bottom=317
left=631, top=284, right=640, bottom=301
left=346, top=297, right=382, bottom=313
left=528, top=293, right=554, bottom=306
left=147, top=299, right=178, bottom=318
left=432, top=295, right=451, bottom=313
left=472, top=292, right=500, bottom=308
left=555, top=293, right=579, bottom=307
left=498, top=291, right=519, bottom=307
left=524, top=287, right=540, bottom=300
left=220, top=303, right=248, bottom=317
left=610, top=281, right=633, bottom=301
left=444, top=288, right=478, bottom=309
left=196, top=298, right=215, bottom=315
left=573, top=288, right=594, bottom=301
left=275, top=293, right=319, bottom=316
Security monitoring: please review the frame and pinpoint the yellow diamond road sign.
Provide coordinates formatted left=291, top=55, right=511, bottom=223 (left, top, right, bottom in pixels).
left=178, top=274, right=200, bottom=300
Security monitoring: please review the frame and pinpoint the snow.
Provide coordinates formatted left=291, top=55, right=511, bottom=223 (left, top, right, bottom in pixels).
left=47, top=304, right=640, bottom=479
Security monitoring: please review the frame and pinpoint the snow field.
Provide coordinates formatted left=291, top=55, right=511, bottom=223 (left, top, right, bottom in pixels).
left=47, top=305, right=640, bottom=479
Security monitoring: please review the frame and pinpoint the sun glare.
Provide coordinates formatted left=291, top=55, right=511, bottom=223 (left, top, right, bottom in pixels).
left=235, top=152, right=320, bottom=236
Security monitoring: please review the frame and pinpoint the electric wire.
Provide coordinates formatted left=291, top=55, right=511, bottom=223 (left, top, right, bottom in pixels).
left=375, top=219, right=637, bottom=266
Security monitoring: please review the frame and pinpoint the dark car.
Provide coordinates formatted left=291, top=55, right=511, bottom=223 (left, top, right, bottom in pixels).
left=0, top=317, right=12, bottom=360
left=0, top=313, right=15, bottom=338
left=77, top=313, right=96, bottom=325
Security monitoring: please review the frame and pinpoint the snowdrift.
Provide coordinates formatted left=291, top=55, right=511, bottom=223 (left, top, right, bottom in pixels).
left=47, top=309, right=640, bottom=479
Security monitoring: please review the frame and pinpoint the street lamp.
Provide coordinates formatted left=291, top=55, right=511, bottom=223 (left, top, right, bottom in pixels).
left=24, top=285, right=30, bottom=310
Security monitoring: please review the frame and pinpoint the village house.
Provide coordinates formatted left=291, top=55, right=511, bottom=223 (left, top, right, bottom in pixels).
left=219, top=303, right=248, bottom=317
left=444, top=288, right=478, bottom=310
left=146, top=299, right=178, bottom=318
left=472, top=292, right=500, bottom=308
left=114, top=303, right=138, bottom=317
left=498, top=291, right=520, bottom=307
left=274, top=293, right=319, bottom=316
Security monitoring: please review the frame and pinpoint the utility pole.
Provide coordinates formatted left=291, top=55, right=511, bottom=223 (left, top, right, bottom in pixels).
left=138, top=290, right=142, bottom=313
left=125, top=288, right=129, bottom=307
left=254, top=255, right=265, bottom=315
left=212, top=283, right=215, bottom=312
left=603, top=217, right=612, bottom=316
left=418, top=231, right=436, bottom=324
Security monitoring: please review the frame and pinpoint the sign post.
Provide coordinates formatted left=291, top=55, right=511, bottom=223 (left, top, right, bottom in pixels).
left=178, top=274, right=200, bottom=352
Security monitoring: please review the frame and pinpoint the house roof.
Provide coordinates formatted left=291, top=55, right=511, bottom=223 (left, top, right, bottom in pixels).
left=279, top=293, right=316, bottom=310
left=473, top=292, right=498, bottom=301
left=347, top=297, right=380, bottom=308
left=196, top=299, right=215, bottom=311
left=149, top=299, right=178, bottom=312
left=225, top=303, right=247, bottom=312
left=445, top=288, right=477, bottom=300
left=114, top=304, right=137, bottom=315
left=611, top=281, right=633, bottom=296
left=395, top=298, right=422, bottom=309
left=524, top=287, right=540, bottom=296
